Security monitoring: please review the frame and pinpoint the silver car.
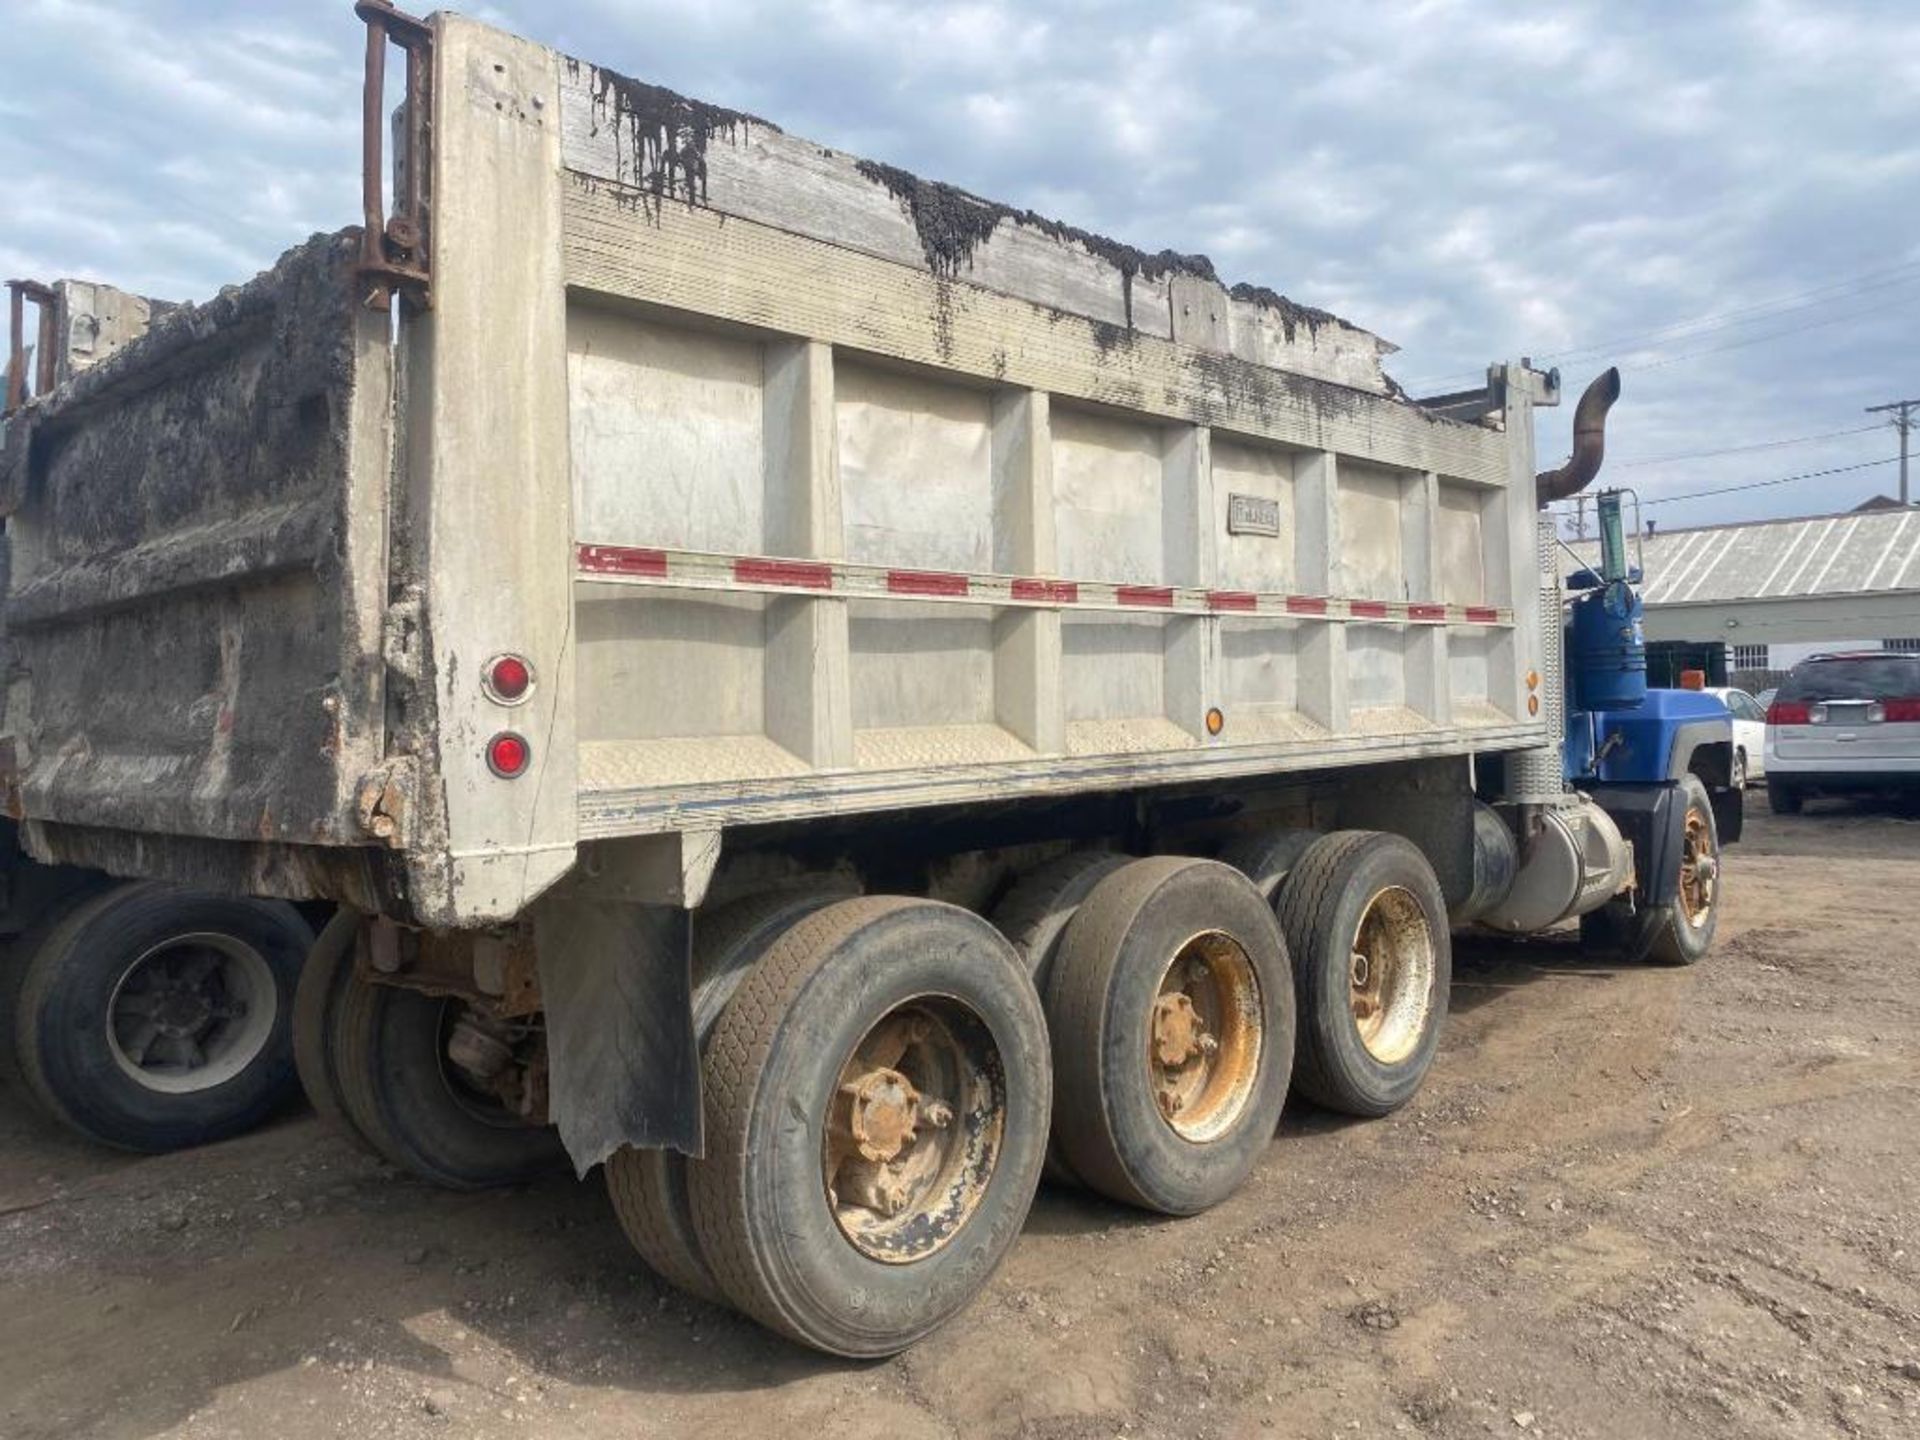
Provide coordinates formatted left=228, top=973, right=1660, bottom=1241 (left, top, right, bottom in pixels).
left=1765, top=652, right=1920, bottom=813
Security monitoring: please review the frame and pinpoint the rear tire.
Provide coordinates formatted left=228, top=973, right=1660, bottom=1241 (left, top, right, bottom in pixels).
left=330, top=970, right=565, bottom=1190
left=1274, top=832, right=1450, bottom=1118
left=13, top=883, right=309, bottom=1152
left=1767, top=776, right=1804, bottom=815
left=291, top=908, right=379, bottom=1157
left=1, top=882, right=110, bottom=1096
left=605, top=885, right=847, bottom=1306
left=1731, top=750, right=1748, bottom=790
left=1046, top=857, right=1295, bottom=1216
left=1218, top=828, right=1321, bottom=901
left=689, top=897, right=1049, bottom=1356
left=988, top=850, right=1130, bottom=1187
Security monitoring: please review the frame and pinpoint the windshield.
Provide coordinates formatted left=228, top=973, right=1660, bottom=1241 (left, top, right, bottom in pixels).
left=1778, top=656, right=1920, bottom=702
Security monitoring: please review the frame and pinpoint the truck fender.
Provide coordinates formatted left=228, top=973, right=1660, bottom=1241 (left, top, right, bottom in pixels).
left=1668, top=724, right=1743, bottom=845
left=1582, top=783, right=1687, bottom=908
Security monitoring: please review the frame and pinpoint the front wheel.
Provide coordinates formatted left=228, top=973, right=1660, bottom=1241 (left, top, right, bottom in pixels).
left=1649, top=774, right=1721, bottom=965
left=1731, top=750, right=1748, bottom=790
left=1582, top=774, right=1721, bottom=966
left=12, top=883, right=310, bottom=1152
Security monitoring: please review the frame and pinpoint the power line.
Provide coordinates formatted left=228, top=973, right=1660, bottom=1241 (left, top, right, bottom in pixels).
left=1545, top=456, right=1896, bottom=513
left=1616, top=423, right=1883, bottom=469
left=1403, top=257, right=1920, bottom=392
left=1542, top=263, right=1920, bottom=371
left=1628, top=288, right=1920, bottom=371
left=1621, top=457, right=1895, bottom=509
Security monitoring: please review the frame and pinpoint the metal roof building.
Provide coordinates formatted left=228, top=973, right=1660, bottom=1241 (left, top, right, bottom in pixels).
left=1568, top=505, right=1920, bottom=674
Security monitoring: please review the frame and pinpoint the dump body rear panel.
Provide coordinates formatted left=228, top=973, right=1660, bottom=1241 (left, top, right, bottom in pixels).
left=0, top=234, right=391, bottom=895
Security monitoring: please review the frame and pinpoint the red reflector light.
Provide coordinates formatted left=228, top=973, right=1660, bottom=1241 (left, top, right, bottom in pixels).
left=483, top=653, right=534, bottom=704
left=1884, top=698, right=1920, bottom=722
left=487, top=732, right=531, bottom=778
left=1767, top=701, right=1810, bottom=725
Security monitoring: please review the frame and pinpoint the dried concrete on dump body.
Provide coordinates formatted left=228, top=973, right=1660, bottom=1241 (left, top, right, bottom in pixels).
left=3, top=800, right=1916, bottom=1440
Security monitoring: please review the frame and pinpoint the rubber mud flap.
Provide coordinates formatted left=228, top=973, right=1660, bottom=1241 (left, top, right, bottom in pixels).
left=531, top=900, right=700, bottom=1176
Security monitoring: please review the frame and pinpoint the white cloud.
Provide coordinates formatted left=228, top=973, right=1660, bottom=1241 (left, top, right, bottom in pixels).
left=0, top=0, right=1911, bottom=527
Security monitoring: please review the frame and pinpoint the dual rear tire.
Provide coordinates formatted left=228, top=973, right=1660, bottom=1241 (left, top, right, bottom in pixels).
left=602, top=836, right=1451, bottom=1355
left=8, top=883, right=311, bottom=1152
left=1044, top=857, right=1296, bottom=1214
left=294, top=914, right=565, bottom=1189
left=679, top=897, right=1050, bottom=1356
left=1274, top=832, right=1452, bottom=1117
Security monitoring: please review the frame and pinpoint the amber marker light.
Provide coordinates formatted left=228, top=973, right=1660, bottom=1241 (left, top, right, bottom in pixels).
left=1205, top=707, right=1225, bottom=736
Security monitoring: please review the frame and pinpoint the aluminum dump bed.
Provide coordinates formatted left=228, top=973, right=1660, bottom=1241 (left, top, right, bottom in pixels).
left=0, top=12, right=1557, bottom=928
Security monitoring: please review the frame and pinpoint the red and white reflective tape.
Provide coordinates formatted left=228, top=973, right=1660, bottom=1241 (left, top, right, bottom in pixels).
left=575, top=544, right=1513, bottom=627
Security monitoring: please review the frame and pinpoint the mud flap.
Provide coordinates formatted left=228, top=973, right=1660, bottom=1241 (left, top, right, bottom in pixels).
left=529, top=899, right=700, bottom=1176
left=1710, top=784, right=1744, bottom=846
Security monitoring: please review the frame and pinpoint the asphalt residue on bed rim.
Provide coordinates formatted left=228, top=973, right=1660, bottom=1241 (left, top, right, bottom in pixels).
left=576, top=59, right=776, bottom=204
left=854, top=158, right=1214, bottom=331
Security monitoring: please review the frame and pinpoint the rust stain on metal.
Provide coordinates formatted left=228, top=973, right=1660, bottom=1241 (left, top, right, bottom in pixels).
left=1152, top=930, right=1259, bottom=1139
left=354, top=0, right=434, bottom=311
left=1347, top=885, right=1435, bottom=1065
left=355, top=765, right=410, bottom=847
left=823, top=999, right=1002, bottom=1264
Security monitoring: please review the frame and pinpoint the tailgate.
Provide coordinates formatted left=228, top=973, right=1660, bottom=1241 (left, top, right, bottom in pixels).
left=0, top=232, right=392, bottom=865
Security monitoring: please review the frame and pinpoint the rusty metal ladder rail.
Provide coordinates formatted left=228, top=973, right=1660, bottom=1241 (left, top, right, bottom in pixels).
left=355, top=0, right=435, bottom=311
left=4, top=279, right=57, bottom=417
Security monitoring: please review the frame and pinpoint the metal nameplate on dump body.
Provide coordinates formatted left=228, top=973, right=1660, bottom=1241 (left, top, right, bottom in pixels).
left=1226, top=493, right=1282, bottom=538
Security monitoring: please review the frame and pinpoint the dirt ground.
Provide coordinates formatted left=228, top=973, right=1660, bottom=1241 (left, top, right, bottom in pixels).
left=2, top=803, right=1917, bottom=1440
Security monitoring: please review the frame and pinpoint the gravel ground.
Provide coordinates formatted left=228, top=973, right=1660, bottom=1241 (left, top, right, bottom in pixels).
left=1, top=801, right=1916, bottom=1440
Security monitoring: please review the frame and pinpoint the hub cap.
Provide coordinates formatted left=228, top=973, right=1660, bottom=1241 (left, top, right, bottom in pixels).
left=1676, top=805, right=1716, bottom=929
left=1149, top=931, right=1263, bottom=1143
left=107, top=933, right=277, bottom=1094
left=824, top=998, right=1004, bottom=1264
left=1349, top=887, right=1436, bottom=1065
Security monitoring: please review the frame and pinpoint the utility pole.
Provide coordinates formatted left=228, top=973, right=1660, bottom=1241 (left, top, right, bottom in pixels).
left=1867, top=397, right=1918, bottom=505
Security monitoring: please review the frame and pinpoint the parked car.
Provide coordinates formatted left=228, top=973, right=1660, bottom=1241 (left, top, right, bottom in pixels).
left=1764, top=652, right=1920, bottom=813
left=1754, top=687, right=1778, bottom=711
left=1704, top=686, right=1768, bottom=785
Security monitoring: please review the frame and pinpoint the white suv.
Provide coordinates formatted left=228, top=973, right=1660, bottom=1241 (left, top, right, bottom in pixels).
left=1765, top=652, right=1920, bottom=814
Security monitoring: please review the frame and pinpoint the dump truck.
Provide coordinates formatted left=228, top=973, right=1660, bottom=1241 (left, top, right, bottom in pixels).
left=0, top=2, right=1737, bottom=1355
left=1, top=282, right=315, bottom=1153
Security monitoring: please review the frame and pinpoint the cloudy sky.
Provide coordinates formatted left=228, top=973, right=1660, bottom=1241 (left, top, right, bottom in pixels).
left=4, top=0, right=1916, bottom=531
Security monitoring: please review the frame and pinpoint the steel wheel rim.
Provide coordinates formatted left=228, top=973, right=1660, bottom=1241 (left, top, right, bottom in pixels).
left=1349, top=887, right=1435, bottom=1065
left=1148, top=930, right=1263, bottom=1144
left=1676, top=805, right=1716, bottom=929
left=822, top=995, right=1005, bottom=1265
left=106, top=932, right=278, bottom=1094
left=435, top=999, right=543, bottom=1130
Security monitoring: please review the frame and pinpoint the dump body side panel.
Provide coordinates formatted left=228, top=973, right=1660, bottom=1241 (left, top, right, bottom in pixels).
left=0, top=233, right=391, bottom=893
left=540, top=36, right=1551, bottom=860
